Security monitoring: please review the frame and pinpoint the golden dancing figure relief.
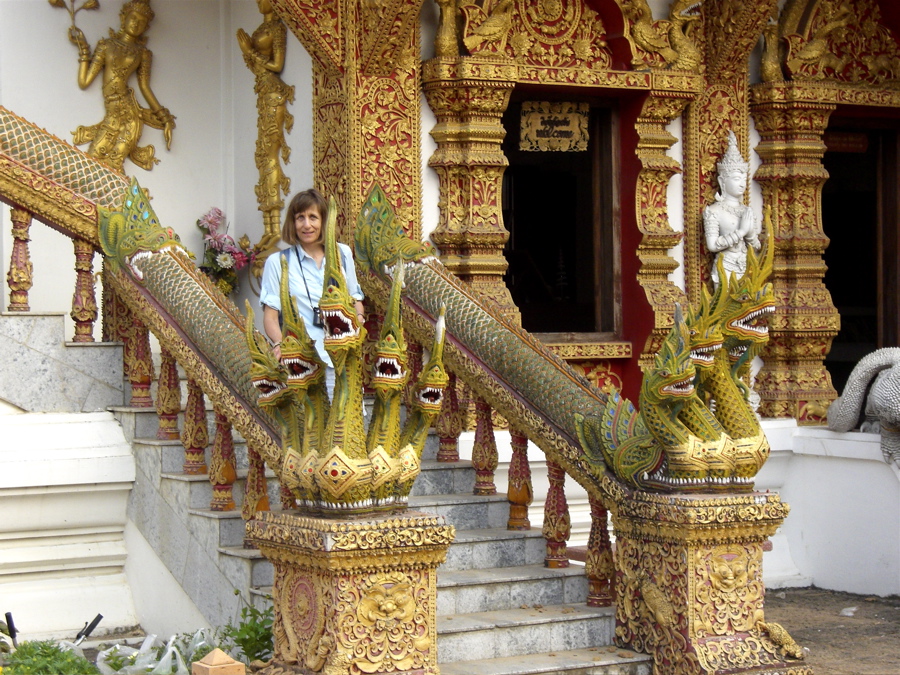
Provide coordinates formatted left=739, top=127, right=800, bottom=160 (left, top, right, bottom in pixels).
left=237, top=0, right=295, bottom=260
left=64, top=0, right=175, bottom=172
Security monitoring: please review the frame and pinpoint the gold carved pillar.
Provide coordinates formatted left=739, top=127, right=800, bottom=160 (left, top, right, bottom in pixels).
left=634, top=88, right=693, bottom=366
left=247, top=511, right=453, bottom=674
left=273, top=0, right=423, bottom=242
left=750, top=84, right=839, bottom=421
left=613, top=491, right=808, bottom=674
left=7, top=207, right=33, bottom=312
left=422, top=57, right=520, bottom=325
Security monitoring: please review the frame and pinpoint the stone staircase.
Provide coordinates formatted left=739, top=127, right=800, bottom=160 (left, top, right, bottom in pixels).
left=120, top=401, right=652, bottom=674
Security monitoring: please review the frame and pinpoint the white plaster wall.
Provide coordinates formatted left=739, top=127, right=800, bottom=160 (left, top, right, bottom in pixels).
left=0, top=412, right=139, bottom=640
left=779, top=427, right=900, bottom=597
left=0, top=0, right=314, bottom=336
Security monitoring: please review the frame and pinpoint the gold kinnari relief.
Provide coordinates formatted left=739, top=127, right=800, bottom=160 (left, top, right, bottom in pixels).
left=57, top=0, right=176, bottom=172
left=237, top=0, right=295, bottom=259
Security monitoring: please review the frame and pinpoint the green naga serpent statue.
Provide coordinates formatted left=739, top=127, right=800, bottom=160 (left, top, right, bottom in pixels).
left=354, top=185, right=775, bottom=495
left=244, top=196, right=449, bottom=514
left=100, top=177, right=773, bottom=506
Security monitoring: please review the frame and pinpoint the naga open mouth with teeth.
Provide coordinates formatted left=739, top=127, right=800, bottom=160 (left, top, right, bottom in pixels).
left=323, top=307, right=359, bottom=343
left=729, top=304, right=774, bottom=339
left=662, top=376, right=695, bottom=396
left=283, top=357, right=319, bottom=382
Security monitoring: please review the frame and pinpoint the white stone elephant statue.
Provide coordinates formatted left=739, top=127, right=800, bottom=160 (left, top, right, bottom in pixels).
left=828, top=347, right=900, bottom=468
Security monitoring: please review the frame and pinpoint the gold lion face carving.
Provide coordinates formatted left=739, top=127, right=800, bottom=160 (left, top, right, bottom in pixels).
left=709, top=546, right=749, bottom=593
left=358, top=580, right=415, bottom=626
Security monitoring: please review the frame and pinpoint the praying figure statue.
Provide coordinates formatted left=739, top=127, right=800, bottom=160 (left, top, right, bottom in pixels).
left=68, top=0, right=175, bottom=172
left=703, top=131, right=760, bottom=285
left=237, top=0, right=295, bottom=259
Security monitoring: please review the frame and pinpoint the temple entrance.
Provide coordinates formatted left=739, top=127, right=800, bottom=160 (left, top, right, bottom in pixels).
left=501, top=100, right=618, bottom=337
left=822, top=123, right=900, bottom=393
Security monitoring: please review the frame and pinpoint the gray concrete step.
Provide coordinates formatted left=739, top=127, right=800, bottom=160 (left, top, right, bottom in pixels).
left=408, top=492, right=510, bottom=530
left=438, top=647, right=652, bottom=675
left=444, top=527, right=546, bottom=571
left=411, top=459, right=475, bottom=496
left=437, top=563, right=587, bottom=615
left=437, top=603, right=615, bottom=664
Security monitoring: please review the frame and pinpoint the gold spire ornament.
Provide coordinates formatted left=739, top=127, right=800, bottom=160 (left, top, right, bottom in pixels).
left=237, top=0, right=295, bottom=267
left=59, top=0, right=175, bottom=172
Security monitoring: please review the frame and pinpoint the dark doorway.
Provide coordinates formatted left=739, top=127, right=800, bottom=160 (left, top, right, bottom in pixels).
left=822, top=127, right=900, bottom=393
left=501, top=101, right=618, bottom=337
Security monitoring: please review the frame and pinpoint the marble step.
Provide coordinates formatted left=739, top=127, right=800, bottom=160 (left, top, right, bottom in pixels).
left=443, top=527, right=546, bottom=571
left=411, top=459, right=475, bottom=496
left=437, top=604, right=615, bottom=664
left=438, top=647, right=652, bottom=675
left=437, top=564, right=588, bottom=615
left=161, top=469, right=282, bottom=511
left=408, top=492, right=510, bottom=531
left=218, top=545, right=274, bottom=588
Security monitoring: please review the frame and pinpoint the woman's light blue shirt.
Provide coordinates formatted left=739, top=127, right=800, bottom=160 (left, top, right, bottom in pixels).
left=259, top=242, right=364, bottom=367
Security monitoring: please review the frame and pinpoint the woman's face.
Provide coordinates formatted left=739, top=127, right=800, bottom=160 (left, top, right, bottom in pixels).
left=294, top=207, right=322, bottom=248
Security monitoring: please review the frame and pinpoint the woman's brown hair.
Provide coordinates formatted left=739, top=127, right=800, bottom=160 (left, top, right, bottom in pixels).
left=281, top=189, right=328, bottom=246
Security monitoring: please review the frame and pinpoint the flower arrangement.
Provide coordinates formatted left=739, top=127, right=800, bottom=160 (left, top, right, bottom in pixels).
left=196, top=208, right=256, bottom=295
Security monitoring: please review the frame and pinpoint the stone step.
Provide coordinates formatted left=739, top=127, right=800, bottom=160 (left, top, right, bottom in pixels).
left=218, top=545, right=274, bottom=589
left=161, top=468, right=282, bottom=511
left=408, top=492, right=510, bottom=530
left=112, top=406, right=248, bottom=446
left=437, top=604, right=615, bottom=664
left=443, top=527, right=546, bottom=571
left=437, top=564, right=587, bottom=615
left=438, top=647, right=652, bottom=675
left=411, top=460, right=475, bottom=496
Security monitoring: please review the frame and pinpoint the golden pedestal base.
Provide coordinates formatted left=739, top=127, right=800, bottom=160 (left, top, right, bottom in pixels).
left=245, top=511, right=455, bottom=675
left=612, top=490, right=812, bottom=675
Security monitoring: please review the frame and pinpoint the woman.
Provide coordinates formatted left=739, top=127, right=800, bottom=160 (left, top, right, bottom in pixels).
left=259, top=189, right=365, bottom=396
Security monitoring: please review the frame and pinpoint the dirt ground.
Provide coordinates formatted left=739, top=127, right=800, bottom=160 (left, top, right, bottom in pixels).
left=764, top=587, right=900, bottom=675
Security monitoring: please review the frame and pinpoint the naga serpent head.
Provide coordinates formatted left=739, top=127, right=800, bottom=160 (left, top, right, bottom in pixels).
left=354, top=185, right=437, bottom=279
left=371, top=262, right=409, bottom=399
left=713, top=209, right=776, bottom=370
left=643, top=304, right=696, bottom=407
left=245, top=301, right=291, bottom=408
left=99, top=178, right=185, bottom=282
left=278, top=254, right=327, bottom=390
left=685, top=286, right=723, bottom=371
left=409, top=305, right=450, bottom=415
left=320, top=196, right=366, bottom=363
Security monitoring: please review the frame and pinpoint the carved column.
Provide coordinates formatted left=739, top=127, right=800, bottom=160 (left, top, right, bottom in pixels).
left=7, top=207, right=33, bottom=311
left=471, top=395, right=497, bottom=496
left=156, top=349, right=181, bottom=440
left=209, top=411, right=237, bottom=512
left=181, top=379, right=209, bottom=475
left=435, top=371, right=463, bottom=462
left=243, top=444, right=271, bottom=525
left=123, top=314, right=153, bottom=407
left=750, top=84, right=839, bottom=421
left=71, top=239, right=98, bottom=342
left=542, top=460, right=569, bottom=568
left=634, top=90, right=693, bottom=367
left=506, top=428, right=532, bottom=530
left=423, top=57, right=520, bottom=324
left=274, top=0, right=423, bottom=242
left=585, top=495, right=614, bottom=607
